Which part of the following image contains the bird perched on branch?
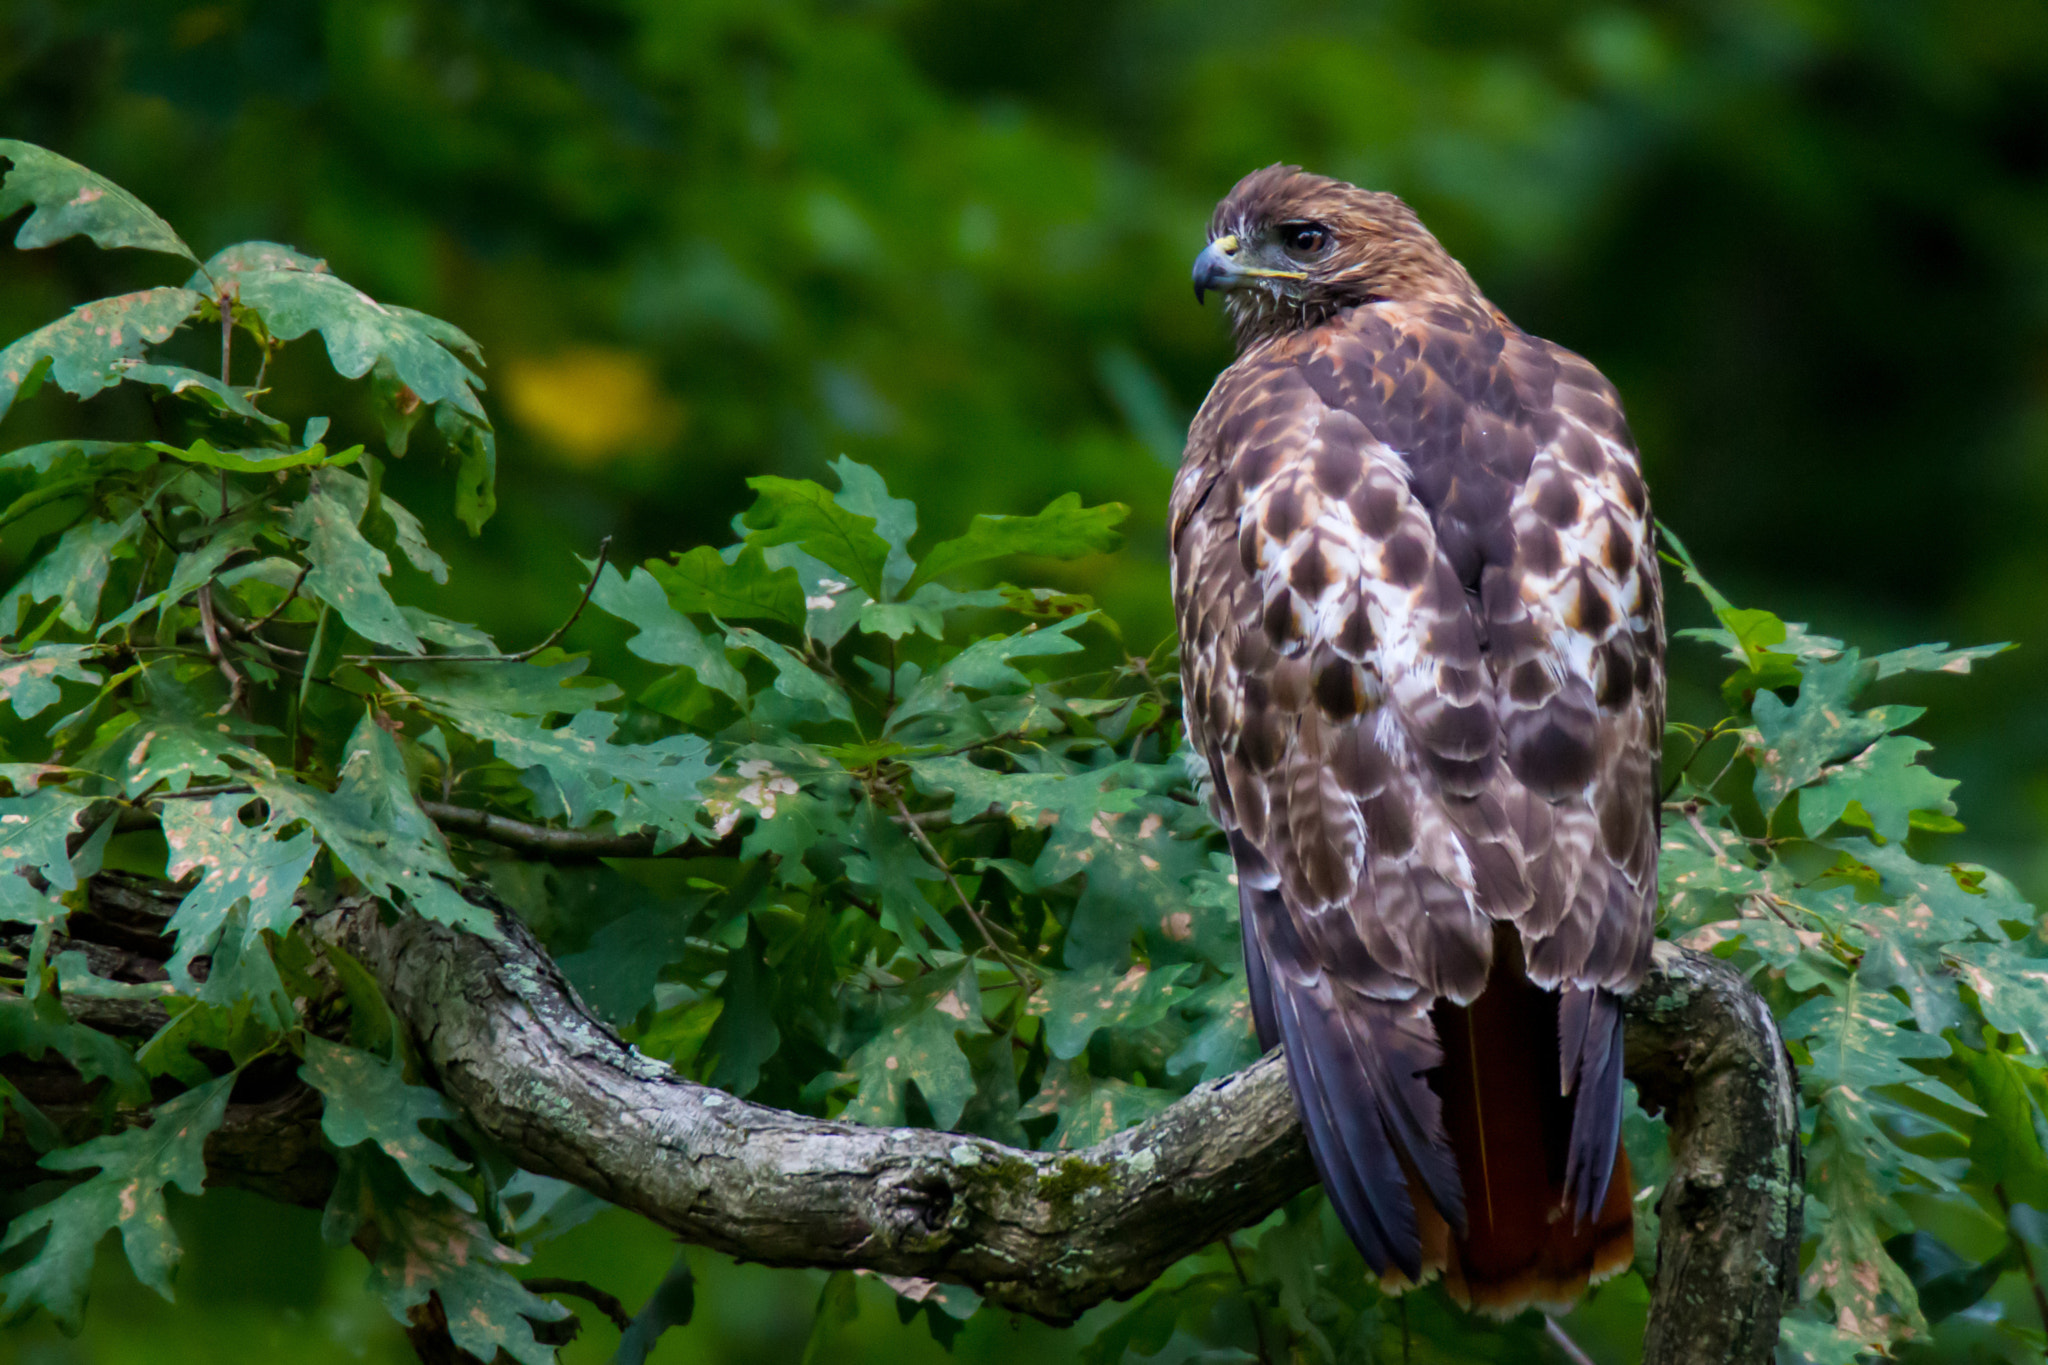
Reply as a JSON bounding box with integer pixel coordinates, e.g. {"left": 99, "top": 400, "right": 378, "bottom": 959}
{"left": 1173, "top": 165, "right": 1660, "bottom": 1316}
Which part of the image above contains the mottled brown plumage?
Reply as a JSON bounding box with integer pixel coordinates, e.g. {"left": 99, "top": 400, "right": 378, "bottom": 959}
{"left": 1175, "top": 166, "right": 1661, "bottom": 1316}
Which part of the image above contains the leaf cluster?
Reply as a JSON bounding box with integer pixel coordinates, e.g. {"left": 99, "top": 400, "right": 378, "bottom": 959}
{"left": 0, "top": 143, "right": 2044, "bottom": 1365}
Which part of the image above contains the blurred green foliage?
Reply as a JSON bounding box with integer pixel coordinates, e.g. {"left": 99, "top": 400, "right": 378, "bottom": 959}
{"left": 3, "top": 2, "right": 2048, "bottom": 1362}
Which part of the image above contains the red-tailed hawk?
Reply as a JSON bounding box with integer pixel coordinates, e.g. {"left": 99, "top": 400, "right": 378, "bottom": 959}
{"left": 1173, "top": 166, "right": 1660, "bottom": 1316}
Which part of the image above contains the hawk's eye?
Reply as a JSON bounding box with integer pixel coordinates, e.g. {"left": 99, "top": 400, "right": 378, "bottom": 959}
{"left": 1280, "top": 223, "right": 1330, "bottom": 258}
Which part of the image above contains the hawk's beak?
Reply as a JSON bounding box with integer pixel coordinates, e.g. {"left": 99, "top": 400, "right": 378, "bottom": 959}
{"left": 1192, "top": 235, "right": 1240, "bottom": 304}
{"left": 1192, "top": 233, "right": 1307, "bottom": 304}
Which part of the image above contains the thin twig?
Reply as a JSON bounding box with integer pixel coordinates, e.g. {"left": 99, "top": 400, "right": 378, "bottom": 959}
{"left": 246, "top": 562, "right": 313, "bottom": 632}
{"left": 196, "top": 585, "right": 248, "bottom": 715}
{"left": 522, "top": 1277, "right": 633, "bottom": 1332}
{"left": 1544, "top": 1317, "right": 1597, "bottom": 1365}
{"left": 888, "top": 790, "right": 1035, "bottom": 998}
{"left": 1219, "top": 1237, "right": 1276, "bottom": 1365}
{"left": 343, "top": 536, "right": 612, "bottom": 665}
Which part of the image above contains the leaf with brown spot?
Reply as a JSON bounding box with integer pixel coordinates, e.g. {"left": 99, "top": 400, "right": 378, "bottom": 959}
{"left": 842, "top": 960, "right": 988, "bottom": 1130}
{"left": 300, "top": 1035, "right": 474, "bottom": 1210}
{"left": 0, "top": 1074, "right": 233, "bottom": 1329}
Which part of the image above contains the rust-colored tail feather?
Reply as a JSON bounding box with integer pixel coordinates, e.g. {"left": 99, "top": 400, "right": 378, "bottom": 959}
{"left": 1395, "top": 929, "right": 1635, "bottom": 1318}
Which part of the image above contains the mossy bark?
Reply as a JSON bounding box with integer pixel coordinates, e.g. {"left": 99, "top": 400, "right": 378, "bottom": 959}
{"left": 4, "top": 875, "right": 1800, "bottom": 1359}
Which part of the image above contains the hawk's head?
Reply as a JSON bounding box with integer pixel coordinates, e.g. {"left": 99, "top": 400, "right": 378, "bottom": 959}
{"left": 1193, "top": 165, "right": 1480, "bottom": 347}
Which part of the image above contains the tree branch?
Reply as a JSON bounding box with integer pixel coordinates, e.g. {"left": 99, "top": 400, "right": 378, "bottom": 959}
{"left": 6, "top": 878, "right": 1799, "bottom": 1359}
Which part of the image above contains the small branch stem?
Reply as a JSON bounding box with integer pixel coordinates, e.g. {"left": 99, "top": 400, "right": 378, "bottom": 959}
{"left": 1545, "top": 1318, "right": 1597, "bottom": 1365}
{"left": 196, "top": 584, "right": 248, "bottom": 714}
{"left": 1220, "top": 1237, "right": 1275, "bottom": 1365}
{"left": 522, "top": 1277, "right": 632, "bottom": 1332}
{"left": 344, "top": 537, "right": 611, "bottom": 665}
{"left": 888, "top": 790, "right": 1034, "bottom": 998}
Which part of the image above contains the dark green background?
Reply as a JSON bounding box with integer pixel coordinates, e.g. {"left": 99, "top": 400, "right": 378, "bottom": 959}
{"left": 3, "top": 1, "right": 2043, "bottom": 1360}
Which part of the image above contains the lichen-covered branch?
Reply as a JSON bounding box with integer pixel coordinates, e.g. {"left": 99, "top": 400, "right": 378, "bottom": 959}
{"left": 4, "top": 878, "right": 1799, "bottom": 1358}
{"left": 1625, "top": 941, "right": 1804, "bottom": 1365}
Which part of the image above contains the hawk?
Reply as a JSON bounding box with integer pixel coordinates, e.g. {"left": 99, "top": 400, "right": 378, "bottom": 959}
{"left": 1173, "top": 166, "right": 1660, "bottom": 1316}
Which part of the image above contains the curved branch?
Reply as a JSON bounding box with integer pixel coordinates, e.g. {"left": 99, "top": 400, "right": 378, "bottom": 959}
{"left": 10, "top": 878, "right": 1799, "bottom": 1358}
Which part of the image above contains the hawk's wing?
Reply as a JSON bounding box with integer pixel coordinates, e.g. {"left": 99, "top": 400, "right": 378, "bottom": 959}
{"left": 1171, "top": 300, "right": 1661, "bottom": 1308}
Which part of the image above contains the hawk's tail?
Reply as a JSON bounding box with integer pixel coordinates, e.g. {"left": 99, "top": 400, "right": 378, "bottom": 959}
{"left": 1402, "top": 928, "right": 1636, "bottom": 1317}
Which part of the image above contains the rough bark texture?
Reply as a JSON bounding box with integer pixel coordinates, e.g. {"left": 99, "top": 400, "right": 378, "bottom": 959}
{"left": 1624, "top": 941, "right": 1805, "bottom": 1365}
{"left": 2, "top": 877, "right": 1801, "bottom": 1360}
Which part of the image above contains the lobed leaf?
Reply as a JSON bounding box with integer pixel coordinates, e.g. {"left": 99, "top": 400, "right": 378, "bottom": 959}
{"left": 741, "top": 471, "right": 895, "bottom": 601}
{"left": 842, "top": 960, "right": 988, "bottom": 1130}
{"left": 648, "top": 543, "right": 806, "bottom": 627}
{"left": 906, "top": 492, "right": 1127, "bottom": 593}
{"left": 300, "top": 1035, "right": 475, "bottom": 1209}
{"left": 0, "top": 288, "right": 205, "bottom": 426}
{"left": 0, "top": 140, "right": 196, "bottom": 261}
{"left": 0, "top": 645, "right": 101, "bottom": 720}
{"left": 0, "top": 1075, "right": 233, "bottom": 1329}
{"left": 159, "top": 793, "right": 318, "bottom": 993}
{"left": 287, "top": 472, "right": 421, "bottom": 653}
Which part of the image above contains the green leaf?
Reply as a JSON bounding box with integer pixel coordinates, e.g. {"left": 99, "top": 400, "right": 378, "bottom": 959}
{"left": 0, "top": 1074, "right": 233, "bottom": 1328}
{"left": 391, "top": 654, "right": 615, "bottom": 720}
{"left": 0, "top": 646, "right": 101, "bottom": 720}
{"left": 826, "top": 456, "right": 918, "bottom": 596}
{"left": 1750, "top": 652, "right": 1918, "bottom": 816}
{"left": 1837, "top": 839, "right": 2029, "bottom": 948}
{"left": 0, "top": 508, "right": 144, "bottom": 635}
{"left": 147, "top": 436, "right": 353, "bottom": 474}
{"left": 0, "top": 140, "right": 197, "bottom": 261}
{"left": 906, "top": 492, "right": 1128, "bottom": 593}
{"left": 1804, "top": 1124, "right": 1929, "bottom": 1346}
{"left": 1786, "top": 975, "right": 1966, "bottom": 1114}
{"left": 257, "top": 715, "right": 491, "bottom": 935}
{"left": 724, "top": 626, "right": 855, "bottom": 724}
{"left": 0, "top": 786, "right": 95, "bottom": 891}
{"left": 1948, "top": 944, "right": 2048, "bottom": 1054}
{"left": 0, "top": 991, "right": 150, "bottom": 1102}
{"left": 800, "top": 1271, "right": 860, "bottom": 1365}
{"left": 1167, "top": 979, "right": 1262, "bottom": 1082}
{"left": 0, "top": 438, "right": 157, "bottom": 478}
{"left": 1018, "top": 1054, "right": 1174, "bottom": 1149}
{"left": 225, "top": 261, "right": 487, "bottom": 420}
{"left": 741, "top": 473, "right": 895, "bottom": 600}
{"left": 122, "top": 363, "right": 289, "bottom": 437}
{"left": 841, "top": 800, "right": 957, "bottom": 953}
{"left": 1868, "top": 641, "right": 2011, "bottom": 680}
{"left": 613, "top": 1251, "right": 696, "bottom": 1365}
{"left": 648, "top": 543, "right": 806, "bottom": 627}
{"left": 438, "top": 404, "right": 497, "bottom": 535}
{"left": 888, "top": 617, "right": 1089, "bottom": 736}
{"left": 588, "top": 563, "right": 747, "bottom": 699}
{"left": 286, "top": 472, "right": 421, "bottom": 653}
{"left": 0, "top": 287, "right": 205, "bottom": 425}
{"left": 1030, "top": 961, "right": 1192, "bottom": 1060}
{"left": 406, "top": 684, "right": 715, "bottom": 850}
{"left": 1798, "top": 735, "right": 1959, "bottom": 840}
{"left": 842, "top": 960, "right": 988, "bottom": 1130}
{"left": 559, "top": 897, "right": 706, "bottom": 1025}
{"left": 704, "top": 918, "right": 780, "bottom": 1095}
{"left": 1958, "top": 1039, "right": 2048, "bottom": 1211}
{"left": 159, "top": 793, "right": 318, "bottom": 993}
{"left": 299, "top": 1034, "right": 474, "bottom": 1209}
{"left": 341, "top": 1170, "right": 566, "bottom": 1365}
